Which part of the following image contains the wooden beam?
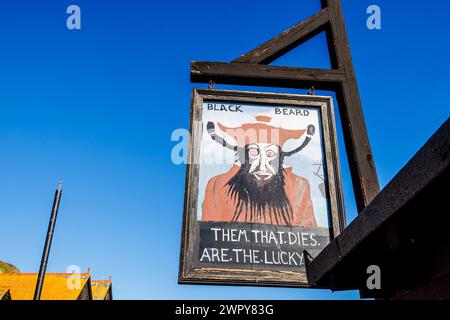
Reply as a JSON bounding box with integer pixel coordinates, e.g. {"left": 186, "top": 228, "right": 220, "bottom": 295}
{"left": 233, "top": 8, "right": 330, "bottom": 65}
{"left": 326, "top": 0, "right": 380, "bottom": 211}
{"left": 191, "top": 61, "right": 345, "bottom": 91}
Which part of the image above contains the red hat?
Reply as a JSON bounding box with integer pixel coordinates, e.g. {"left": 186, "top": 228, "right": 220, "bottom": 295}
{"left": 217, "top": 114, "right": 306, "bottom": 147}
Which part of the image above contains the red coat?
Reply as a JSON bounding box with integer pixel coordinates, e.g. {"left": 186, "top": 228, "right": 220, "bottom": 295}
{"left": 202, "top": 164, "right": 317, "bottom": 227}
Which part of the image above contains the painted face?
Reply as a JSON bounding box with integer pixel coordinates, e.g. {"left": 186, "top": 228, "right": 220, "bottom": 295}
{"left": 246, "top": 143, "right": 280, "bottom": 184}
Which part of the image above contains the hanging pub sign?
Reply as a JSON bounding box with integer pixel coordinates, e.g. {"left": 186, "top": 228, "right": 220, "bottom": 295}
{"left": 179, "top": 89, "right": 345, "bottom": 287}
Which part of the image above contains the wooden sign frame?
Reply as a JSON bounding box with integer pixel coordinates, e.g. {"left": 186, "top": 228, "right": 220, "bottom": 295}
{"left": 189, "top": 0, "right": 380, "bottom": 214}
{"left": 179, "top": 89, "right": 345, "bottom": 287}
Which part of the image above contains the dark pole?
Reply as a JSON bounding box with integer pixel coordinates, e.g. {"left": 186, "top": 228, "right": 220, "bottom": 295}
{"left": 33, "top": 180, "right": 63, "bottom": 300}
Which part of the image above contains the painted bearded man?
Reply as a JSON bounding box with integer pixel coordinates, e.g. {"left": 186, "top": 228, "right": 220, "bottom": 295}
{"left": 202, "top": 114, "right": 317, "bottom": 228}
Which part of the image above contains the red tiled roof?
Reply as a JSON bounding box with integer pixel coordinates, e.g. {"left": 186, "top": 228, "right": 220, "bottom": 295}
{"left": 0, "top": 273, "right": 90, "bottom": 300}
{"left": 91, "top": 280, "right": 112, "bottom": 300}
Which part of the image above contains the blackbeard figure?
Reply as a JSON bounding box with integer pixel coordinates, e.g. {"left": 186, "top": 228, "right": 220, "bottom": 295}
{"left": 202, "top": 114, "right": 317, "bottom": 228}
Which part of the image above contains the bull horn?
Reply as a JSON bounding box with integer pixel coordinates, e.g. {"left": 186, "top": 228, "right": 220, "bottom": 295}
{"left": 207, "top": 121, "right": 238, "bottom": 151}
{"left": 282, "top": 125, "right": 315, "bottom": 157}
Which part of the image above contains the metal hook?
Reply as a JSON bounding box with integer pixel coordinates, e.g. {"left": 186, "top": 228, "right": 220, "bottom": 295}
{"left": 307, "top": 86, "right": 316, "bottom": 95}
{"left": 208, "top": 80, "right": 216, "bottom": 90}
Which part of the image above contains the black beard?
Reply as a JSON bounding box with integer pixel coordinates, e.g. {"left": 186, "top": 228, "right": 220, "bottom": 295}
{"left": 225, "top": 153, "right": 293, "bottom": 226}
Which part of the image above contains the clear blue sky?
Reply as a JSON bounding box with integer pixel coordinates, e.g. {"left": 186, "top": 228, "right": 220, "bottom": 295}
{"left": 0, "top": 0, "right": 448, "bottom": 299}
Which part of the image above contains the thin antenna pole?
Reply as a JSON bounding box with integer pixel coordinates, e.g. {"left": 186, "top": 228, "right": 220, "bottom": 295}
{"left": 33, "top": 180, "right": 63, "bottom": 300}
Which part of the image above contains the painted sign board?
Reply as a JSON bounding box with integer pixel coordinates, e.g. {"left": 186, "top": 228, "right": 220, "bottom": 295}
{"left": 179, "top": 89, "right": 345, "bottom": 287}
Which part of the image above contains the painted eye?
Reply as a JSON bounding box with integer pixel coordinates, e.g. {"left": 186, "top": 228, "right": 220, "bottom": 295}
{"left": 249, "top": 149, "right": 259, "bottom": 157}
{"left": 266, "top": 150, "right": 276, "bottom": 157}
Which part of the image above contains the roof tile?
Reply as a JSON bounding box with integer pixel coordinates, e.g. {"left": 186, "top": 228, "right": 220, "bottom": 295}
{"left": 0, "top": 273, "right": 90, "bottom": 300}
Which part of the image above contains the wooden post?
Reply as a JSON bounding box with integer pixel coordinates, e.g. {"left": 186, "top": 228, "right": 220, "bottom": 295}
{"left": 325, "top": 0, "right": 379, "bottom": 211}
